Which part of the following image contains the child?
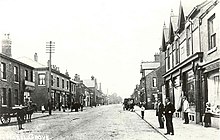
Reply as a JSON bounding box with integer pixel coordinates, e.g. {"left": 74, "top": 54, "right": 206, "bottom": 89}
{"left": 41, "top": 105, "right": 45, "bottom": 113}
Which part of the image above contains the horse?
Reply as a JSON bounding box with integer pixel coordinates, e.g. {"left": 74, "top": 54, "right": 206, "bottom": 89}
{"left": 24, "top": 104, "right": 37, "bottom": 122}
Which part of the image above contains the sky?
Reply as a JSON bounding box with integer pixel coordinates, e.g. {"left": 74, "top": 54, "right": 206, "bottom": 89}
{"left": 0, "top": 0, "right": 197, "bottom": 98}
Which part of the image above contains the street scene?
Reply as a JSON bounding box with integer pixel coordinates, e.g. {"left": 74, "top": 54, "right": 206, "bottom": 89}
{"left": 0, "top": 0, "right": 220, "bottom": 140}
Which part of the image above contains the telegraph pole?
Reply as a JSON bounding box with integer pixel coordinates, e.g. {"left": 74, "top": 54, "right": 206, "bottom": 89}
{"left": 46, "top": 41, "right": 55, "bottom": 115}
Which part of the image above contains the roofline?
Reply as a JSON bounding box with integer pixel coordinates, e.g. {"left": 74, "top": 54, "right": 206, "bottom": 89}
{"left": 0, "top": 53, "right": 34, "bottom": 69}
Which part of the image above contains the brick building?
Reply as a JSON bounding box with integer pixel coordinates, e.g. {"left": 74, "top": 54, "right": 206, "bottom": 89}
{"left": 0, "top": 34, "right": 35, "bottom": 107}
{"left": 18, "top": 54, "right": 72, "bottom": 110}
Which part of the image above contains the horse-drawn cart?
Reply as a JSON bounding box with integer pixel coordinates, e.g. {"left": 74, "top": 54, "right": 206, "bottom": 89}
{"left": 0, "top": 106, "right": 27, "bottom": 125}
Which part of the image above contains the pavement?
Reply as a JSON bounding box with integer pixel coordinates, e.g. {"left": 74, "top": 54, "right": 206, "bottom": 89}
{"left": 134, "top": 106, "right": 220, "bottom": 140}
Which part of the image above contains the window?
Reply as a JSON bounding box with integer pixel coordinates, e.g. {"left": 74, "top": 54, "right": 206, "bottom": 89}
{"left": 14, "top": 89, "right": 19, "bottom": 105}
{"left": 38, "top": 74, "right": 45, "bottom": 85}
{"left": 175, "top": 40, "right": 180, "bottom": 64}
{"left": 67, "top": 81, "right": 69, "bottom": 90}
{"left": 167, "top": 48, "right": 171, "bottom": 70}
{"left": 2, "top": 88, "right": 6, "bottom": 105}
{"left": 186, "top": 26, "right": 191, "bottom": 56}
{"left": 14, "top": 66, "right": 18, "bottom": 82}
{"left": 62, "top": 79, "right": 64, "bottom": 88}
{"left": 30, "top": 70, "right": 33, "bottom": 82}
{"left": 1, "top": 62, "right": 6, "bottom": 79}
{"left": 208, "top": 14, "right": 216, "bottom": 50}
{"left": 25, "top": 70, "right": 28, "bottom": 80}
{"left": 51, "top": 75, "right": 54, "bottom": 86}
{"left": 153, "top": 78, "right": 157, "bottom": 87}
{"left": 57, "top": 77, "right": 59, "bottom": 87}
{"left": 214, "top": 76, "right": 219, "bottom": 105}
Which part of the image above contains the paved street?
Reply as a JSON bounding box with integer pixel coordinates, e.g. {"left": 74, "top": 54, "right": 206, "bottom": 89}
{"left": 0, "top": 104, "right": 166, "bottom": 140}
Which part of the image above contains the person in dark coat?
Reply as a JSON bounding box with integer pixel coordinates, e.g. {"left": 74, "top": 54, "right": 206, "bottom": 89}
{"left": 164, "top": 98, "right": 175, "bottom": 135}
{"left": 204, "top": 102, "right": 212, "bottom": 127}
{"left": 156, "top": 99, "right": 164, "bottom": 128}
{"left": 16, "top": 107, "right": 25, "bottom": 130}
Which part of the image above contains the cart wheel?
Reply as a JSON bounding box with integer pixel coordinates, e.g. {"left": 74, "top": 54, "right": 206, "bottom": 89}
{"left": 0, "top": 114, "right": 11, "bottom": 125}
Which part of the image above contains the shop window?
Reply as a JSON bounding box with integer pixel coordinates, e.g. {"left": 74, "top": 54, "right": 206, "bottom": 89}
{"left": 38, "top": 74, "right": 46, "bottom": 85}
{"left": 208, "top": 14, "right": 216, "bottom": 50}
{"left": 214, "top": 76, "right": 220, "bottom": 105}
{"left": 186, "top": 70, "right": 195, "bottom": 106}
{"left": 14, "top": 66, "right": 19, "bottom": 82}
{"left": 1, "top": 62, "right": 6, "bottom": 79}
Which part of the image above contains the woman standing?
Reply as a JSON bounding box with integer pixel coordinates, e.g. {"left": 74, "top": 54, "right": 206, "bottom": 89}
{"left": 204, "top": 102, "right": 212, "bottom": 127}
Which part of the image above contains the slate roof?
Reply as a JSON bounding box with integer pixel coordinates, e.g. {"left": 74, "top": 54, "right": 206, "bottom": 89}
{"left": 141, "top": 61, "right": 160, "bottom": 70}
{"left": 181, "top": 0, "right": 208, "bottom": 17}
{"left": 16, "top": 56, "right": 46, "bottom": 68}
{"left": 83, "top": 79, "right": 96, "bottom": 88}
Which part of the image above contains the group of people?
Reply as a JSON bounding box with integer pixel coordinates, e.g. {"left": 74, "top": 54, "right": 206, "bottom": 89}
{"left": 155, "top": 98, "right": 175, "bottom": 135}
{"left": 153, "top": 96, "right": 214, "bottom": 136}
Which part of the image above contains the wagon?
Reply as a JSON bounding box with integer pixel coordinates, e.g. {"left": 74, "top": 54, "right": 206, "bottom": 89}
{"left": 123, "top": 98, "right": 135, "bottom": 111}
{"left": 0, "top": 106, "right": 27, "bottom": 125}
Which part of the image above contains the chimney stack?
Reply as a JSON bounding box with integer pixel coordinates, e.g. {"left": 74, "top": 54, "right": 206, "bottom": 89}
{"left": 2, "top": 33, "right": 12, "bottom": 57}
{"left": 34, "top": 53, "right": 38, "bottom": 62}
{"left": 154, "top": 53, "right": 160, "bottom": 62}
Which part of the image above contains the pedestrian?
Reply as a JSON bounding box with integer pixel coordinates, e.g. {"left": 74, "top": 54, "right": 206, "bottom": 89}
{"left": 59, "top": 102, "right": 62, "bottom": 111}
{"left": 141, "top": 105, "right": 145, "bottom": 119}
{"left": 156, "top": 99, "right": 164, "bottom": 128}
{"left": 182, "top": 96, "right": 189, "bottom": 124}
{"left": 16, "top": 107, "right": 25, "bottom": 130}
{"left": 80, "top": 103, "right": 83, "bottom": 111}
{"left": 204, "top": 102, "right": 212, "bottom": 127}
{"left": 48, "top": 100, "right": 52, "bottom": 115}
{"left": 41, "top": 105, "right": 45, "bottom": 113}
{"left": 164, "top": 97, "right": 175, "bottom": 135}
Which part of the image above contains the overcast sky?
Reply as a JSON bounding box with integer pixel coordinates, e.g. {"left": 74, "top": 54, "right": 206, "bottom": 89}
{"left": 0, "top": 0, "right": 196, "bottom": 98}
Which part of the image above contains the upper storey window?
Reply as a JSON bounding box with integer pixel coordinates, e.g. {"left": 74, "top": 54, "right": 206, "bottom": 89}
{"left": 186, "top": 26, "right": 192, "bottom": 56}
{"left": 208, "top": 14, "right": 216, "bottom": 50}
{"left": 1, "top": 62, "right": 6, "bottom": 79}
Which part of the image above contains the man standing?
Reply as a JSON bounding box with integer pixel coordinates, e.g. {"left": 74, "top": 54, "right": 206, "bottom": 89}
{"left": 164, "top": 98, "right": 175, "bottom": 135}
{"left": 156, "top": 99, "right": 164, "bottom": 128}
{"left": 141, "top": 104, "right": 145, "bottom": 119}
{"left": 16, "top": 107, "right": 25, "bottom": 130}
{"left": 182, "top": 96, "right": 189, "bottom": 124}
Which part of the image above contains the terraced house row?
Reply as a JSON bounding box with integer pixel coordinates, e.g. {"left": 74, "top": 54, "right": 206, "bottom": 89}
{"left": 0, "top": 34, "right": 106, "bottom": 111}
{"left": 133, "top": 0, "right": 220, "bottom": 128}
